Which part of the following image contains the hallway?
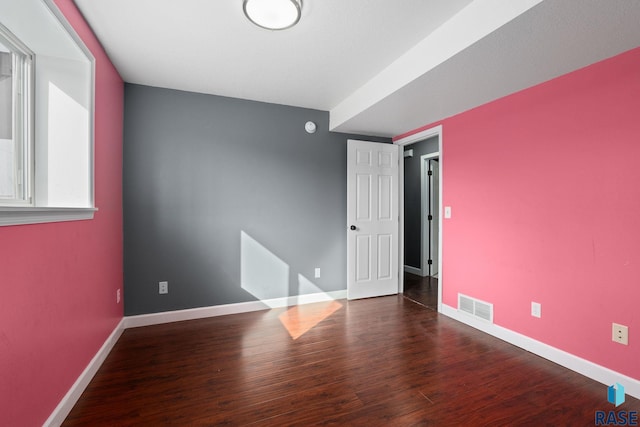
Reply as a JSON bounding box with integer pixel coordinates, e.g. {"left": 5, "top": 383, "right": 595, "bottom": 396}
{"left": 403, "top": 272, "right": 438, "bottom": 310}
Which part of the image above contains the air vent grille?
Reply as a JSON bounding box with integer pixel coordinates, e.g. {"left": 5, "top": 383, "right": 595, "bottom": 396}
{"left": 458, "top": 294, "right": 494, "bottom": 323}
{"left": 459, "top": 295, "right": 474, "bottom": 314}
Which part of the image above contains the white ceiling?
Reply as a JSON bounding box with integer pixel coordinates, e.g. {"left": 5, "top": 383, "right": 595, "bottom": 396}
{"left": 74, "top": 0, "right": 640, "bottom": 138}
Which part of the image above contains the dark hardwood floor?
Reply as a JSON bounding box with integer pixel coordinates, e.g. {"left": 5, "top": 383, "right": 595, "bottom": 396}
{"left": 64, "top": 296, "right": 639, "bottom": 426}
{"left": 403, "top": 272, "right": 438, "bottom": 309}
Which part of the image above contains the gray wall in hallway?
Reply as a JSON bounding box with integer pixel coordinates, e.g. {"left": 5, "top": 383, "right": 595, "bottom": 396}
{"left": 403, "top": 136, "right": 439, "bottom": 269}
{"left": 123, "top": 84, "right": 390, "bottom": 315}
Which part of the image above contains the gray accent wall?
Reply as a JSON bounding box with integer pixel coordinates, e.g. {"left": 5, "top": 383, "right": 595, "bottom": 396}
{"left": 403, "top": 136, "right": 439, "bottom": 269}
{"left": 123, "top": 84, "right": 389, "bottom": 315}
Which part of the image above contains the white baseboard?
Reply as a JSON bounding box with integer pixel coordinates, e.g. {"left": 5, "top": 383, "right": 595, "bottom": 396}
{"left": 404, "top": 265, "right": 423, "bottom": 276}
{"left": 441, "top": 304, "right": 640, "bottom": 399}
{"left": 124, "top": 290, "right": 347, "bottom": 329}
{"left": 44, "top": 319, "right": 125, "bottom": 427}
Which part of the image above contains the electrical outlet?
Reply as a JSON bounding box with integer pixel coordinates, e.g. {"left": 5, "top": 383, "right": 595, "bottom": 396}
{"left": 314, "top": 268, "right": 321, "bottom": 278}
{"left": 531, "top": 302, "right": 541, "bottom": 318}
{"left": 116, "top": 288, "right": 121, "bottom": 304}
{"left": 159, "top": 281, "right": 169, "bottom": 295}
{"left": 612, "top": 323, "right": 628, "bottom": 345}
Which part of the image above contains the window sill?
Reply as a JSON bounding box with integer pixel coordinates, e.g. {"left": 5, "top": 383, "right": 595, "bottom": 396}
{"left": 0, "top": 206, "right": 98, "bottom": 227}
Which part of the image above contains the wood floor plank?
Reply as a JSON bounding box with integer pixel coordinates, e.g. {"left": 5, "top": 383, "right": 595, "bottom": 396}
{"left": 63, "top": 295, "right": 639, "bottom": 426}
{"left": 404, "top": 272, "right": 438, "bottom": 309}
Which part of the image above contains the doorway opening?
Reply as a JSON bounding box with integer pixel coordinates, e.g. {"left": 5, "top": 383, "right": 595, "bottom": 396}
{"left": 397, "top": 126, "right": 442, "bottom": 311}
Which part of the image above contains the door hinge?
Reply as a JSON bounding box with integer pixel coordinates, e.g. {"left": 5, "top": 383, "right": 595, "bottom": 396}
{"left": 427, "top": 215, "right": 433, "bottom": 221}
{"left": 427, "top": 259, "right": 433, "bottom": 265}
{"left": 428, "top": 170, "right": 433, "bottom": 176}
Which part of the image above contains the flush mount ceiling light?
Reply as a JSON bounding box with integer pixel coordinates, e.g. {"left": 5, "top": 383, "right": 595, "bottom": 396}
{"left": 243, "top": 0, "right": 302, "bottom": 30}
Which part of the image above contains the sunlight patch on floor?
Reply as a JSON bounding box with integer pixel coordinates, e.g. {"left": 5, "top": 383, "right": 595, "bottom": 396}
{"left": 240, "top": 230, "right": 343, "bottom": 336}
{"left": 278, "top": 300, "right": 343, "bottom": 340}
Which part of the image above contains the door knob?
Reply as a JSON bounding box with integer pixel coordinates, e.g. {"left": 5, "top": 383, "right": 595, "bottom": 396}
{"left": 350, "top": 225, "right": 357, "bottom": 230}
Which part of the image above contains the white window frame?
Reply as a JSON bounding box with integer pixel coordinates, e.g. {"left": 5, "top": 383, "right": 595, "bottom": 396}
{"left": 0, "top": 0, "right": 97, "bottom": 227}
{"left": 0, "top": 22, "right": 34, "bottom": 207}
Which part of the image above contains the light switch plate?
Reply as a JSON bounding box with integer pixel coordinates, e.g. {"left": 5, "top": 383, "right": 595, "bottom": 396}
{"left": 531, "top": 302, "right": 541, "bottom": 318}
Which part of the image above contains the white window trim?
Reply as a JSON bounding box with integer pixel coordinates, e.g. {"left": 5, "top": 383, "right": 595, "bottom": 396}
{"left": 0, "top": 206, "right": 97, "bottom": 226}
{"left": 0, "top": 0, "right": 97, "bottom": 227}
{"left": 0, "top": 22, "right": 33, "bottom": 206}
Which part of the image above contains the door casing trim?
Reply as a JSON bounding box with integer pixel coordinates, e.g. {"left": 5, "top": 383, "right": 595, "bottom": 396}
{"left": 395, "top": 125, "right": 443, "bottom": 312}
{"left": 421, "top": 153, "right": 439, "bottom": 278}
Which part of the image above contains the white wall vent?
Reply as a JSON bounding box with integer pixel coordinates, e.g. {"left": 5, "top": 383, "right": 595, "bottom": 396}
{"left": 458, "top": 293, "right": 494, "bottom": 323}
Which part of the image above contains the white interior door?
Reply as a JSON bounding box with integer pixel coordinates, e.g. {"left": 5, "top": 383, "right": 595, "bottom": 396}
{"left": 347, "top": 140, "right": 400, "bottom": 300}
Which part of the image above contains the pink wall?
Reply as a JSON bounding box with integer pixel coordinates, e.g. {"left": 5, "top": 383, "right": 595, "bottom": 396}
{"left": 0, "top": 1, "right": 124, "bottom": 425}
{"left": 396, "top": 47, "right": 640, "bottom": 380}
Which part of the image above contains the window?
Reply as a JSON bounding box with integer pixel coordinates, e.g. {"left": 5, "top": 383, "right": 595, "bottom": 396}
{"left": 0, "top": 24, "right": 33, "bottom": 205}
{"left": 0, "top": 0, "right": 95, "bottom": 226}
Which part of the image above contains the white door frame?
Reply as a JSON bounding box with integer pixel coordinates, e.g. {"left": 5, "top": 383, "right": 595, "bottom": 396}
{"left": 421, "top": 153, "right": 439, "bottom": 277}
{"left": 395, "top": 125, "right": 443, "bottom": 312}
